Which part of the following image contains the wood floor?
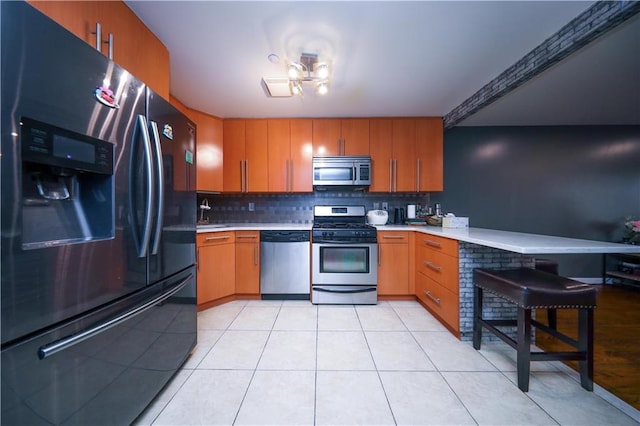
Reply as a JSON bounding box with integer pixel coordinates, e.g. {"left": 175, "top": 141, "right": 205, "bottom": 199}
{"left": 536, "top": 284, "right": 640, "bottom": 411}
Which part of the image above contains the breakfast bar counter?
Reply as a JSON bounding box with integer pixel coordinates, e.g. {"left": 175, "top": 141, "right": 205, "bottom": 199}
{"left": 374, "top": 225, "right": 640, "bottom": 255}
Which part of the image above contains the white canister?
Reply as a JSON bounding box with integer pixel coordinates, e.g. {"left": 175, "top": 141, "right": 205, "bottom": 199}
{"left": 407, "top": 205, "right": 416, "bottom": 219}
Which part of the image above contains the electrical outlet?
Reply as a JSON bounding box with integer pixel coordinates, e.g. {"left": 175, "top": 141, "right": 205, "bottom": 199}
{"left": 373, "top": 202, "right": 380, "bottom": 210}
{"left": 248, "top": 202, "right": 255, "bottom": 212}
{"left": 382, "top": 202, "right": 388, "bottom": 211}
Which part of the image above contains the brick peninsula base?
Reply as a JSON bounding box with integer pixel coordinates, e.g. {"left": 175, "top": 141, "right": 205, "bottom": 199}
{"left": 458, "top": 242, "right": 535, "bottom": 341}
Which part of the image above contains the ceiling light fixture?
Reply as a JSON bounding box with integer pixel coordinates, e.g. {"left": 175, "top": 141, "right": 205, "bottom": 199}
{"left": 263, "top": 52, "right": 330, "bottom": 98}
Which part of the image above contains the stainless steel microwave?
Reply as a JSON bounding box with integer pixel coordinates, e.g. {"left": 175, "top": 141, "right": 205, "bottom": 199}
{"left": 312, "top": 156, "right": 371, "bottom": 191}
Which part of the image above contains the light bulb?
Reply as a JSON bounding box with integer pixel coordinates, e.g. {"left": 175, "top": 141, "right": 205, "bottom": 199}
{"left": 315, "top": 63, "right": 329, "bottom": 79}
{"left": 288, "top": 63, "right": 302, "bottom": 80}
{"left": 316, "top": 81, "right": 328, "bottom": 95}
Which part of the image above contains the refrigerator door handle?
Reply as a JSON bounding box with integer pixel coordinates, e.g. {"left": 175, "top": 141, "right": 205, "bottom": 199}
{"left": 129, "top": 114, "right": 155, "bottom": 258}
{"left": 148, "top": 120, "right": 165, "bottom": 255}
{"left": 38, "top": 273, "right": 193, "bottom": 360}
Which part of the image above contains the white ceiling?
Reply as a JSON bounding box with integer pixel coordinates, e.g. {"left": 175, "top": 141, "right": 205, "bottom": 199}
{"left": 125, "top": 1, "right": 640, "bottom": 127}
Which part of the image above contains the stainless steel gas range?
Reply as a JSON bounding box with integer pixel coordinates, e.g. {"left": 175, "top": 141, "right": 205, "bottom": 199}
{"left": 311, "top": 206, "right": 378, "bottom": 304}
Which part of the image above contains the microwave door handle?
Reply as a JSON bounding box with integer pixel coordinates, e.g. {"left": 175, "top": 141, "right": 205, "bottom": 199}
{"left": 148, "top": 120, "right": 164, "bottom": 255}
{"left": 353, "top": 164, "right": 356, "bottom": 184}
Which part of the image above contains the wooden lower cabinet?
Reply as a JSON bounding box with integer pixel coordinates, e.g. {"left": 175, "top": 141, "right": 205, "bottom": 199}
{"left": 196, "top": 232, "right": 235, "bottom": 306}
{"left": 235, "top": 231, "right": 260, "bottom": 295}
{"left": 416, "top": 272, "right": 459, "bottom": 332}
{"left": 415, "top": 233, "right": 460, "bottom": 334}
{"left": 378, "top": 231, "right": 410, "bottom": 295}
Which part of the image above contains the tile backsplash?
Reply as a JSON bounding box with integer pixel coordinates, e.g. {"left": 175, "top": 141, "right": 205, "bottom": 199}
{"left": 197, "top": 192, "right": 434, "bottom": 224}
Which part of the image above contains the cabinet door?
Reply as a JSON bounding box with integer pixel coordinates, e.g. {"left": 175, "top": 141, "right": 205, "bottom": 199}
{"left": 223, "top": 119, "right": 246, "bottom": 192}
{"left": 29, "top": 1, "right": 170, "bottom": 99}
{"left": 245, "top": 120, "right": 269, "bottom": 192}
{"left": 392, "top": 119, "right": 416, "bottom": 192}
{"left": 192, "top": 110, "right": 223, "bottom": 192}
{"left": 415, "top": 118, "right": 444, "bottom": 192}
{"left": 235, "top": 232, "right": 260, "bottom": 295}
{"left": 197, "top": 242, "right": 235, "bottom": 304}
{"left": 341, "top": 119, "right": 369, "bottom": 155}
{"left": 289, "top": 119, "right": 313, "bottom": 192}
{"left": 28, "top": 1, "right": 99, "bottom": 47}
{"left": 312, "top": 119, "right": 341, "bottom": 156}
{"left": 378, "top": 232, "right": 410, "bottom": 295}
{"left": 369, "top": 119, "right": 393, "bottom": 192}
{"left": 267, "top": 119, "right": 291, "bottom": 192}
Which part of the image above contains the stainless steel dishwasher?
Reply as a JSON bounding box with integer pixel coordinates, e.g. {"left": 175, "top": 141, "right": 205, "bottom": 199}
{"left": 260, "top": 230, "right": 311, "bottom": 300}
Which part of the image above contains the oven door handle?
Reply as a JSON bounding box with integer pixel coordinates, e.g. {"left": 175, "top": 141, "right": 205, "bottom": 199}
{"left": 313, "top": 287, "right": 377, "bottom": 294}
{"left": 312, "top": 239, "right": 377, "bottom": 244}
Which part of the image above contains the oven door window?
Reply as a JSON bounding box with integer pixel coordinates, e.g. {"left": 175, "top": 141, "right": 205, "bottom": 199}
{"left": 320, "top": 246, "right": 369, "bottom": 274}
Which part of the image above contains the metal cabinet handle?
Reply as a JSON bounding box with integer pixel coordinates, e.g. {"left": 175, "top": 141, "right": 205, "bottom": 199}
{"left": 383, "top": 235, "right": 405, "bottom": 240}
{"left": 416, "top": 158, "right": 421, "bottom": 192}
{"left": 254, "top": 245, "right": 258, "bottom": 265}
{"left": 423, "top": 239, "right": 442, "bottom": 248}
{"left": 197, "top": 248, "right": 200, "bottom": 271}
{"left": 378, "top": 244, "right": 381, "bottom": 266}
{"left": 389, "top": 159, "right": 393, "bottom": 192}
{"left": 240, "top": 160, "right": 245, "bottom": 193}
{"left": 237, "top": 235, "right": 258, "bottom": 239}
{"left": 91, "top": 22, "right": 102, "bottom": 52}
{"left": 104, "top": 33, "right": 113, "bottom": 60}
{"left": 394, "top": 159, "right": 398, "bottom": 192}
{"left": 245, "top": 159, "right": 249, "bottom": 192}
{"left": 204, "top": 235, "right": 230, "bottom": 241}
{"left": 424, "top": 290, "right": 441, "bottom": 305}
{"left": 286, "top": 159, "right": 290, "bottom": 192}
{"left": 424, "top": 261, "right": 441, "bottom": 272}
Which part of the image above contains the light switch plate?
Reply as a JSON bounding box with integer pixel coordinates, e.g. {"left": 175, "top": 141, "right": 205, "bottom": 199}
{"left": 248, "top": 202, "right": 255, "bottom": 211}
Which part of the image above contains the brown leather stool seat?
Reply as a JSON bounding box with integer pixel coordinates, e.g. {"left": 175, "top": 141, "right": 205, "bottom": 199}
{"left": 473, "top": 267, "right": 598, "bottom": 392}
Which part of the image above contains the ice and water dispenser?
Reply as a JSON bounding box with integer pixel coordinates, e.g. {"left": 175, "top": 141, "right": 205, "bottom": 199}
{"left": 20, "top": 118, "right": 114, "bottom": 249}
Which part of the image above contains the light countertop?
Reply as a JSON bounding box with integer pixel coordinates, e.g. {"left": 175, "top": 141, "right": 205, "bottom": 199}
{"left": 375, "top": 225, "right": 640, "bottom": 255}
{"left": 197, "top": 223, "right": 640, "bottom": 255}
{"left": 197, "top": 223, "right": 312, "bottom": 233}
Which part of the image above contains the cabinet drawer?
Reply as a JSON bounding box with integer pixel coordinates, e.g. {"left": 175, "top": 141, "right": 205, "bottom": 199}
{"left": 416, "top": 234, "right": 458, "bottom": 257}
{"left": 416, "top": 272, "right": 459, "bottom": 332}
{"left": 235, "top": 230, "right": 260, "bottom": 242}
{"left": 417, "top": 247, "right": 459, "bottom": 294}
{"left": 197, "top": 231, "right": 235, "bottom": 246}
{"left": 378, "top": 231, "right": 409, "bottom": 244}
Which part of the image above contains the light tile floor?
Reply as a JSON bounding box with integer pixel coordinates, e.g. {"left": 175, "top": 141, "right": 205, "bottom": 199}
{"left": 136, "top": 300, "right": 639, "bottom": 425}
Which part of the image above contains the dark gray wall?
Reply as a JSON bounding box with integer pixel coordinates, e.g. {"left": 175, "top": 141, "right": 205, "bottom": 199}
{"left": 431, "top": 125, "right": 640, "bottom": 278}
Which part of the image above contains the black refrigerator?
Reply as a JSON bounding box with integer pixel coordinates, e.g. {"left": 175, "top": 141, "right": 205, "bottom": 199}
{"left": 1, "top": 2, "right": 197, "bottom": 424}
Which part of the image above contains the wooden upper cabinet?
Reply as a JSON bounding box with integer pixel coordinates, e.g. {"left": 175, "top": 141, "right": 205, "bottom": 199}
{"left": 312, "top": 119, "right": 369, "bottom": 156}
{"left": 392, "top": 119, "right": 417, "bottom": 192}
{"left": 223, "top": 119, "right": 268, "bottom": 193}
{"left": 289, "top": 119, "right": 313, "bottom": 192}
{"left": 223, "top": 120, "right": 246, "bottom": 192}
{"left": 340, "top": 119, "right": 370, "bottom": 155}
{"left": 312, "top": 119, "right": 342, "bottom": 156}
{"left": 170, "top": 96, "right": 224, "bottom": 193}
{"left": 245, "top": 120, "right": 269, "bottom": 193}
{"left": 267, "top": 119, "right": 291, "bottom": 192}
{"left": 28, "top": 1, "right": 170, "bottom": 98}
{"left": 193, "top": 111, "right": 223, "bottom": 192}
{"left": 369, "top": 119, "right": 393, "bottom": 192}
{"left": 415, "top": 117, "right": 444, "bottom": 192}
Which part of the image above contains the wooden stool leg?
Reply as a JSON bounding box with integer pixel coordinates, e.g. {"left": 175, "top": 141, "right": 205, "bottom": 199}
{"left": 473, "top": 286, "right": 483, "bottom": 350}
{"left": 578, "top": 308, "right": 594, "bottom": 391}
{"left": 517, "top": 307, "right": 532, "bottom": 392}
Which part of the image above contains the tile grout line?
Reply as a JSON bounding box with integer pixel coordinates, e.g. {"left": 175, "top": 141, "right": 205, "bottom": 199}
{"left": 230, "top": 302, "right": 279, "bottom": 425}
{"left": 356, "top": 305, "right": 399, "bottom": 425}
